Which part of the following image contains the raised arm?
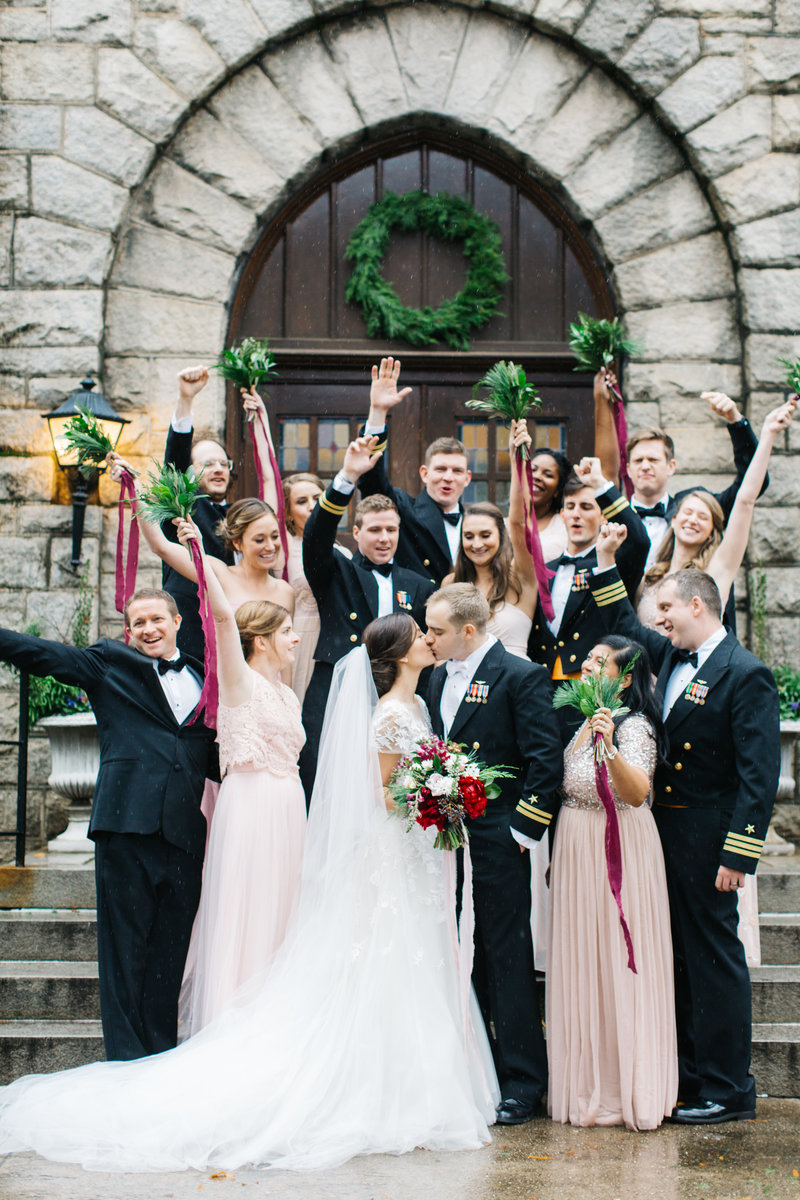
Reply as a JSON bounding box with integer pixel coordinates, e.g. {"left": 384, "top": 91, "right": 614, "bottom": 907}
{"left": 165, "top": 366, "right": 209, "bottom": 471}
{"left": 708, "top": 399, "right": 796, "bottom": 606}
{"left": 367, "top": 356, "right": 412, "bottom": 429}
{"left": 240, "top": 386, "right": 280, "bottom": 513}
{"left": 174, "top": 518, "right": 251, "bottom": 705}
{"left": 303, "top": 435, "right": 382, "bottom": 598}
{"left": 593, "top": 368, "right": 621, "bottom": 487}
{"left": 702, "top": 391, "right": 765, "bottom": 519}
{"left": 507, "top": 419, "right": 539, "bottom": 612}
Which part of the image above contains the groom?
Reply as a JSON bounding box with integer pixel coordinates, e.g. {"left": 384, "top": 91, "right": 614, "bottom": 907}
{"left": 425, "top": 584, "right": 563, "bottom": 1124}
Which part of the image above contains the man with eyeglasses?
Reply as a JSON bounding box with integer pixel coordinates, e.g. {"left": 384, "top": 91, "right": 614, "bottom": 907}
{"left": 163, "top": 365, "right": 235, "bottom": 658}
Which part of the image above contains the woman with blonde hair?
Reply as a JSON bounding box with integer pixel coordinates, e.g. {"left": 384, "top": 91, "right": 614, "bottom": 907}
{"left": 174, "top": 516, "right": 306, "bottom": 1037}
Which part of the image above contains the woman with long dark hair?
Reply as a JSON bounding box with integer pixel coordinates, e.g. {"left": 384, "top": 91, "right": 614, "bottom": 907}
{"left": 546, "top": 635, "right": 678, "bottom": 1131}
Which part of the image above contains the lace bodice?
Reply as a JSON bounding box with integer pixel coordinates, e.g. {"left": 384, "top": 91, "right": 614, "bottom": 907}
{"left": 372, "top": 696, "right": 432, "bottom": 755}
{"left": 217, "top": 669, "right": 305, "bottom": 778}
{"left": 562, "top": 713, "right": 657, "bottom": 811}
{"left": 488, "top": 603, "right": 532, "bottom": 659}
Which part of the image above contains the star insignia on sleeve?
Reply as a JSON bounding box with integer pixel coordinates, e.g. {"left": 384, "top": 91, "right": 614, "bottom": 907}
{"left": 745, "top": 824, "right": 755, "bottom": 834}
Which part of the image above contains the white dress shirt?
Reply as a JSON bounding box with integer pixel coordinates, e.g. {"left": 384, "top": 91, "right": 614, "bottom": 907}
{"left": 442, "top": 510, "right": 462, "bottom": 562}
{"left": 372, "top": 568, "right": 394, "bottom": 617}
{"left": 154, "top": 652, "right": 202, "bottom": 723}
{"left": 171, "top": 413, "right": 193, "bottom": 434}
{"left": 439, "top": 634, "right": 496, "bottom": 738}
{"left": 632, "top": 491, "right": 671, "bottom": 570}
{"left": 662, "top": 626, "right": 727, "bottom": 720}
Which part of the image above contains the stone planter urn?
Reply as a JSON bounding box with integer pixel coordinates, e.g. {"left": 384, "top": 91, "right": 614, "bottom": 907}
{"left": 38, "top": 712, "right": 99, "bottom": 855}
{"left": 765, "top": 718, "right": 800, "bottom": 857}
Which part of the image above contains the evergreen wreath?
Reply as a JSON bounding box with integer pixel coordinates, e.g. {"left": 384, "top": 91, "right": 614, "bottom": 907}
{"left": 345, "top": 190, "right": 508, "bottom": 351}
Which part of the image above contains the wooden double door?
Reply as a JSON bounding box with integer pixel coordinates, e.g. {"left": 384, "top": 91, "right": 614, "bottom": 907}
{"left": 226, "top": 131, "right": 614, "bottom": 506}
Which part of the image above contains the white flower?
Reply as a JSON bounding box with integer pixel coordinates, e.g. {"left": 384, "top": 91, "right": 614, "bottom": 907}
{"left": 400, "top": 774, "right": 415, "bottom": 790}
{"left": 427, "top": 772, "right": 449, "bottom": 796}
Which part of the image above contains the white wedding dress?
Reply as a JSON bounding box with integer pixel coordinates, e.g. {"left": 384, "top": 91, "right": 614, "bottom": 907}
{"left": 0, "top": 648, "right": 497, "bottom": 1173}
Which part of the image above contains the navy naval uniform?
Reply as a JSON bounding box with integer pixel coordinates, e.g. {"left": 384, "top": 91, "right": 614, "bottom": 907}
{"left": 298, "top": 481, "right": 434, "bottom": 800}
{"left": 587, "top": 565, "right": 780, "bottom": 1111}
{"left": 428, "top": 638, "right": 563, "bottom": 1105}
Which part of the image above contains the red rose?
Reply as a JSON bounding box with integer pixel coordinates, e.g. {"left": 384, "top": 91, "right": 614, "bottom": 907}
{"left": 417, "top": 787, "right": 446, "bottom": 832}
{"left": 459, "top": 776, "right": 487, "bottom": 820}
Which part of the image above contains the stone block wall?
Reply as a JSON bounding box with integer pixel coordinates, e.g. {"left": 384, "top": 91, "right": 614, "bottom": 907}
{"left": 1, "top": 0, "right": 799, "bottom": 848}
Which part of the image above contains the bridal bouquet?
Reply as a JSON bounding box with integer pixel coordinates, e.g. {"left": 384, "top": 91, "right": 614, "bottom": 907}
{"left": 388, "top": 736, "right": 512, "bottom": 851}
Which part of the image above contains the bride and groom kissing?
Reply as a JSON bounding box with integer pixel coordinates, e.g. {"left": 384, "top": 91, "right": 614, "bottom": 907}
{"left": 0, "top": 581, "right": 562, "bottom": 1171}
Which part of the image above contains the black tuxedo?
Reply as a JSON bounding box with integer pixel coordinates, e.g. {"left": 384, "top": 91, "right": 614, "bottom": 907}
{"left": 527, "top": 485, "right": 649, "bottom": 679}
{"left": 356, "top": 431, "right": 458, "bottom": 585}
{"left": 586, "top": 567, "right": 780, "bottom": 1108}
{"left": 0, "top": 629, "right": 216, "bottom": 1061}
{"left": 298, "top": 482, "right": 435, "bottom": 798}
{"left": 428, "top": 641, "right": 563, "bottom": 1103}
{"left": 163, "top": 425, "right": 233, "bottom": 659}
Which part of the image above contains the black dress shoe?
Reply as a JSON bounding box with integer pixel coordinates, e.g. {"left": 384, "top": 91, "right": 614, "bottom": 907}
{"left": 494, "top": 1097, "right": 542, "bottom": 1125}
{"left": 669, "top": 1099, "right": 756, "bottom": 1124}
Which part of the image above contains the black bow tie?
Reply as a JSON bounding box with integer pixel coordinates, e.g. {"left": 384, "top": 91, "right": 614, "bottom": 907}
{"left": 675, "top": 649, "right": 698, "bottom": 668}
{"left": 556, "top": 553, "right": 590, "bottom": 569}
{"left": 371, "top": 562, "right": 394, "bottom": 578}
{"left": 634, "top": 502, "right": 667, "bottom": 519}
{"left": 157, "top": 656, "right": 190, "bottom": 675}
{"left": 442, "top": 511, "right": 461, "bottom": 527}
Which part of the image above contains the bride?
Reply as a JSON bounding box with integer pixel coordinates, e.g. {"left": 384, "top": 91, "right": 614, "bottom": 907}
{"left": 0, "top": 616, "right": 498, "bottom": 1173}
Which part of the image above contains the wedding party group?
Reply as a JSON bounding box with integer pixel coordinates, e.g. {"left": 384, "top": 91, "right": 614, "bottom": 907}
{"left": 0, "top": 354, "right": 792, "bottom": 1175}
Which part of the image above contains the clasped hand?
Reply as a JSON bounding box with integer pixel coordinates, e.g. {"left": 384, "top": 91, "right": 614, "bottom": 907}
{"left": 589, "top": 706, "right": 615, "bottom": 751}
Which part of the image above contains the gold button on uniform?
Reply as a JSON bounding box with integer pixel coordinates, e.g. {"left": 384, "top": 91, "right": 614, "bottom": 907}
{"left": 349, "top": 634, "right": 357, "bottom": 642}
{"left": 569, "top": 655, "right": 577, "bottom": 663}
{"left": 573, "top": 632, "right": 580, "bottom": 641}
{"left": 423, "top": 559, "right": 430, "bottom": 567}
{"left": 675, "top": 763, "right": 683, "bottom": 771}
{"left": 665, "top": 786, "right": 672, "bottom": 794}
{"left": 349, "top": 612, "right": 357, "bottom": 620}
{"left": 558, "top": 640, "right": 565, "bottom": 648}
{"left": 472, "top": 741, "right": 480, "bottom": 750}
{"left": 683, "top": 742, "right": 691, "bottom": 750}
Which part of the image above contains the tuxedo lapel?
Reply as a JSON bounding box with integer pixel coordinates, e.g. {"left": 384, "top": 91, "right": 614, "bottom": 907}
{"left": 448, "top": 643, "right": 505, "bottom": 743}
{"left": 137, "top": 655, "right": 183, "bottom": 726}
{"left": 414, "top": 492, "right": 452, "bottom": 562}
{"left": 428, "top": 664, "right": 446, "bottom": 736}
{"left": 351, "top": 551, "right": 380, "bottom": 617}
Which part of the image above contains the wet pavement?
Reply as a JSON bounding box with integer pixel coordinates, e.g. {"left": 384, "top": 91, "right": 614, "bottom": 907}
{"left": 1, "top": 1099, "right": 798, "bottom": 1200}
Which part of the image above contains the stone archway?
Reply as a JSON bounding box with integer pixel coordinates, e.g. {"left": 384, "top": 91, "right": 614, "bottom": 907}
{"left": 105, "top": 4, "right": 740, "bottom": 485}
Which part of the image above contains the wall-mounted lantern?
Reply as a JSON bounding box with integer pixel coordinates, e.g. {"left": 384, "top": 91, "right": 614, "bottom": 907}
{"left": 43, "top": 376, "right": 129, "bottom": 568}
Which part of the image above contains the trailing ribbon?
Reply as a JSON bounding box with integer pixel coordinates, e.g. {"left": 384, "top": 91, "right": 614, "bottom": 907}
{"left": 516, "top": 455, "right": 556, "bottom": 623}
{"left": 115, "top": 470, "right": 140, "bottom": 640}
{"left": 605, "top": 371, "right": 633, "bottom": 500}
{"left": 593, "top": 731, "right": 637, "bottom": 972}
{"left": 187, "top": 539, "right": 218, "bottom": 729}
{"left": 249, "top": 409, "right": 289, "bottom": 583}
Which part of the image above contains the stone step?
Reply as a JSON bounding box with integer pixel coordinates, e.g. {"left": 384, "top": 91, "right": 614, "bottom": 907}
{"left": 0, "top": 1020, "right": 104, "bottom": 1085}
{"left": 752, "top": 1023, "right": 800, "bottom": 1099}
{"left": 0, "top": 961, "right": 99, "bottom": 1021}
{"left": 751, "top": 965, "right": 800, "bottom": 1024}
{"left": 0, "top": 910, "right": 97, "bottom": 961}
{"left": 758, "top": 914, "right": 800, "bottom": 964}
{"left": 0, "top": 866, "right": 95, "bottom": 910}
{"left": 757, "top": 860, "right": 800, "bottom": 913}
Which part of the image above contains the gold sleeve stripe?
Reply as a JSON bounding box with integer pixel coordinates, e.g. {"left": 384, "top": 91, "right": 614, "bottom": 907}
{"left": 593, "top": 581, "right": 628, "bottom": 606}
{"left": 724, "top": 833, "right": 764, "bottom": 850}
{"left": 373, "top": 437, "right": 387, "bottom": 453}
{"left": 516, "top": 800, "right": 552, "bottom": 825}
{"left": 722, "top": 840, "right": 761, "bottom": 859}
{"left": 319, "top": 495, "right": 348, "bottom": 516}
{"left": 601, "top": 496, "right": 629, "bottom": 518}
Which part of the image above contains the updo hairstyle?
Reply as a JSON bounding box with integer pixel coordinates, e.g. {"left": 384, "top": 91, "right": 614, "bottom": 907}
{"left": 235, "top": 600, "right": 290, "bottom": 661}
{"left": 362, "top": 612, "right": 417, "bottom": 698}
{"left": 217, "top": 498, "right": 277, "bottom": 551}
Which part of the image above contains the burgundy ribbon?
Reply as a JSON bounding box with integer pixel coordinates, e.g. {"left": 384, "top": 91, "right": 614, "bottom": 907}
{"left": 187, "top": 539, "right": 219, "bottom": 729}
{"left": 606, "top": 372, "right": 633, "bottom": 500}
{"left": 516, "top": 454, "right": 556, "bottom": 623}
{"left": 593, "top": 731, "right": 637, "bottom": 973}
{"left": 115, "top": 471, "right": 140, "bottom": 640}
{"left": 249, "top": 409, "right": 289, "bottom": 583}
